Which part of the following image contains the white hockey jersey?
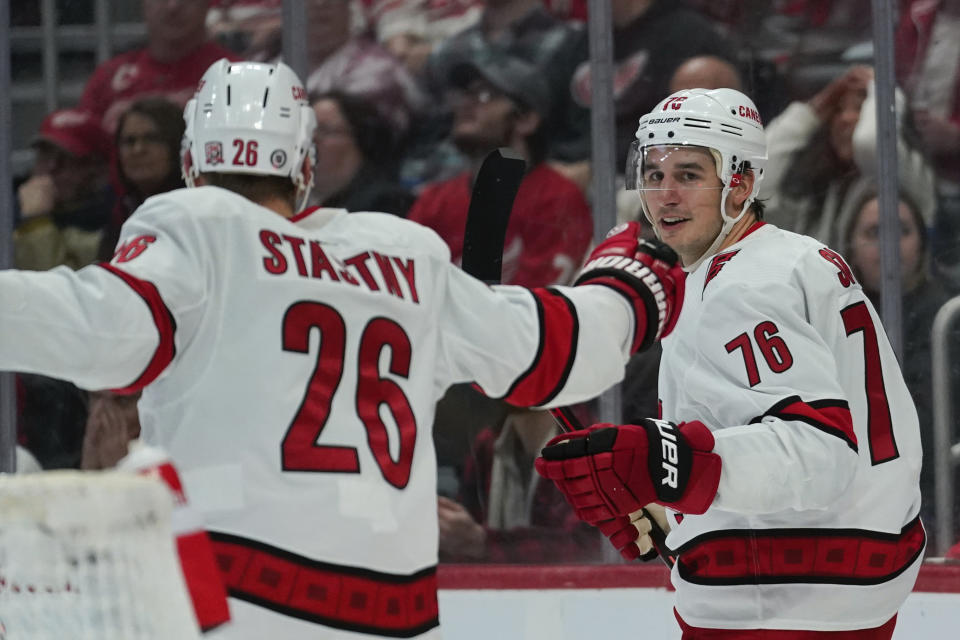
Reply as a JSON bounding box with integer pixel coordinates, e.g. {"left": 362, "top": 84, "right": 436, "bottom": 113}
{"left": 659, "top": 222, "right": 924, "bottom": 631}
{"left": 0, "top": 186, "right": 636, "bottom": 639}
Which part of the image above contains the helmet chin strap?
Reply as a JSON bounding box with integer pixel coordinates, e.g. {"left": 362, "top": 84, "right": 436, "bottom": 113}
{"left": 294, "top": 153, "right": 314, "bottom": 212}
{"left": 294, "top": 186, "right": 312, "bottom": 213}
{"left": 683, "top": 183, "right": 751, "bottom": 273}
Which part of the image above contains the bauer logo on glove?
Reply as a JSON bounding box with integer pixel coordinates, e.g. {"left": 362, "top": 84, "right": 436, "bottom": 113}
{"left": 535, "top": 418, "right": 721, "bottom": 522}
{"left": 647, "top": 418, "right": 687, "bottom": 501}
{"left": 573, "top": 222, "right": 686, "bottom": 351}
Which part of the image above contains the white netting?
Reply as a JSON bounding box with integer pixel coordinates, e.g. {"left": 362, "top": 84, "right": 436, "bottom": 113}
{"left": 0, "top": 471, "right": 201, "bottom": 640}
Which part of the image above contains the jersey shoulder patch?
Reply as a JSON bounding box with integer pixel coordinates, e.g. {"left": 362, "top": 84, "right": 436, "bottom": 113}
{"left": 697, "top": 225, "right": 810, "bottom": 302}
{"left": 702, "top": 249, "right": 740, "bottom": 295}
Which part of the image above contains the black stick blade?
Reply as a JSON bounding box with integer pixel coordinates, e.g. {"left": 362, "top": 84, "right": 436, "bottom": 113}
{"left": 461, "top": 148, "right": 526, "bottom": 283}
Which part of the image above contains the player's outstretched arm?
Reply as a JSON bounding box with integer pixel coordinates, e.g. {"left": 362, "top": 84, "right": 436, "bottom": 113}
{"left": 534, "top": 419, "right": 722, "bottom": 523}
{"left": 0, "top": 266, "right": 160, "bottom": 389}
{"left": 574, "top": 222, "right": 685, "bottom": 353}
{"left": 437, "top": 222, "right": 685, "bottom": 408}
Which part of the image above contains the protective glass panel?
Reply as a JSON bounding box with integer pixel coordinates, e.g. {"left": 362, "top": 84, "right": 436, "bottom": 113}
{"left": 3, "top": 0, "right": 958, "bottom": 590}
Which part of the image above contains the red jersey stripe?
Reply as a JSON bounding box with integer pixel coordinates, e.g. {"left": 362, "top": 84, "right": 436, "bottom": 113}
{"left": 210, "top": 533, "right": 439, "bottom": 637}
{"left": 676, "top": 516, "right": 925, "bottom": 586}
{"left": 289, "top": 205, "right": 322, "bottom": 223}
{"left": 503, "top": 288, "right": 578, "bottom": 406}
{"left": 757, "top": 396, "right": 858, "bottom": 451}
{"left": 97, "top": 263, "right": 176, "bottom": 393}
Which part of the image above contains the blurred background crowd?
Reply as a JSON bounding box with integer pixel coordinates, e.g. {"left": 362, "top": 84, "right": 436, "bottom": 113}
{"left": 8, "top": 0, "right": 960, "bottom": 562}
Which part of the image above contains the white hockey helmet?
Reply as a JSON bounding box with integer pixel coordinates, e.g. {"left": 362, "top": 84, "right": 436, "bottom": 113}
{"left": 626, "top": 88, "right": 767, "bottom": 270}
{"left": 182, "top": 59, "right": 317, "bottom": 209}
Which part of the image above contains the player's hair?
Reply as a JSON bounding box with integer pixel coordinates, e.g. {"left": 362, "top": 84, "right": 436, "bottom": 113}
{"left": 738, "top": 161, "right": 765, "bottom": 220}
{"left": 200, "top": 172, "right": 296, "bottom": 207}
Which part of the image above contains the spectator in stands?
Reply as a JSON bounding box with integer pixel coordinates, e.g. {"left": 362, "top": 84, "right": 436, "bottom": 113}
{"left": 302, "top": 0, "right": 426, "bottom": 140}
{"left": 896, "top": 0, "right": 960, "bottom": 290}
{"left": 80, "top": 390, "right": 142, "bottom": 470}
{"left": 896, "top": 0, "right": 960, "bottom": 189}
{"left": 77, "top": 0, "right": 239, "bottom": 136}
{"left": 309, "top": 91, "right": 414, "bottom": 216}
{"left": 231, "top": 1, "right": 426, "bottom": 135}
{"left": 206, "top": 0, "right": 282, "bottom": 56}
{"left": 842, "top": 185, "right": 960, "bottom": 545}
{"left": 408, "top": 49, "right": 593, "bottom": 287}
{"left": 423, "top": 0, "right": 591, "bottom": 168}
{"left": 669, "top": 55, "right": 744, "bottom": 93}
{"left": 99, "top": 97, "right": 186, "bottom": 260}
{"left": 763, "top": 65, "right": 936, "bottom": 250}
{"left": 15, "top": 108, "right": 111, "bottom": 272}
{"left": 16, "top": 373, "right": 88, "bottom": 470}
{"left": 542, "top": 0, "right": 587, "bottom": 22}
{"left": 569, "top": 0, "right": 739, "bottom": 163}
{"left": 438, "top": 407, "right": 602, "bottom": 563}
{"left": 411, "top": 49, "right": 592, "bottom": 502}
{"left": 365, "top": 0, "right": 483, "bottom": 79}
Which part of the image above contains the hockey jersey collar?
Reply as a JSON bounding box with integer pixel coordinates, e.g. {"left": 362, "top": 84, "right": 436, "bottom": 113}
{"left": 739, "top": 220, "right": 767, "bottom": 241}
{"left": 288, "top": 206, "right": 348, "bottom": 229}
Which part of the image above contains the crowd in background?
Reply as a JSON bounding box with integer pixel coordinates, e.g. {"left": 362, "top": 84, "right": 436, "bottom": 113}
{"left": 9, "top": 0, "right": 960, "bottom": 561}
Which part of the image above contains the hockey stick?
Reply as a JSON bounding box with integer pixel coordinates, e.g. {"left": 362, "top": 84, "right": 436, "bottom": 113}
{"left": 461, "top": 147, "right": 526, "bottom": 283}
{"left": 460, "top": 148, "right": 675, "bottom": 569}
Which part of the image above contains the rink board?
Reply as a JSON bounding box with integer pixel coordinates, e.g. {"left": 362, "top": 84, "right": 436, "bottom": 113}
{"left": 437, "top": 564, "right": 960, "bottom": 639}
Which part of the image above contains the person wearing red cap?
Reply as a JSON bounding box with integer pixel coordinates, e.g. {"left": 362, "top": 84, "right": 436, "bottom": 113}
{"left": 15, "top": 108, "right": 113, "bottom": 272}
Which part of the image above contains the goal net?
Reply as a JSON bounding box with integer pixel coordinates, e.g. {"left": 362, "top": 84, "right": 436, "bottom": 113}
{"left": 0, "top": 470, "right": 202, "bottom": 640}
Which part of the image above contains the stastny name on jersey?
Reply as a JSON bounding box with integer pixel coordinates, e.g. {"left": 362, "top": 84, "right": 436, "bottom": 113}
{"left": 259, "top": 229, "right": 421, "bottom": 304}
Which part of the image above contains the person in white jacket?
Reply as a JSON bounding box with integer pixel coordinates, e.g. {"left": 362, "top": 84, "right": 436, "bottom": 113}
{"left": 762, "top": 65, "right": 936, "bottom": 250}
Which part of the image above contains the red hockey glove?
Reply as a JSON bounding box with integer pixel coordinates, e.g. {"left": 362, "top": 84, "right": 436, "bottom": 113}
{"left": 574, "top": 222, "right": 685, "bottom": 352}
{"left": 534, "top": 419, "right": 721, "bottom": 522}
{"left": 595, "top": 509, "right": 665, "bottom": 561}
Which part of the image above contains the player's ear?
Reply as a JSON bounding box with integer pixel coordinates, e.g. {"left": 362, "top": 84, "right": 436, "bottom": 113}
{"left": 728, "top": 166, "right": 755, "bottom": 210}
{"left": 514, "top": 110, "right": 541, "bottom": 138}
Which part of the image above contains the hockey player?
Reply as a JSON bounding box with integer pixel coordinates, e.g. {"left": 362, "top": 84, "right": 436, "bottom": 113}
{"left": 537, "top": 88, "right": 924, "bottom": 639}
{"left": 0, "top": 59, "right": 684, "bottom": 639}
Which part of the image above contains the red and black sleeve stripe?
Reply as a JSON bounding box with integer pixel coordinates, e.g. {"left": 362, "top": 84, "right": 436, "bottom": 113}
{"left": 97, "top": 263, "right": 177, "bottom": 393}
{"left": 502, "top": 288, "right": 579, "bottom": 407}
{"left": 752, "top": 395, "right": 857, "bottom": 452}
